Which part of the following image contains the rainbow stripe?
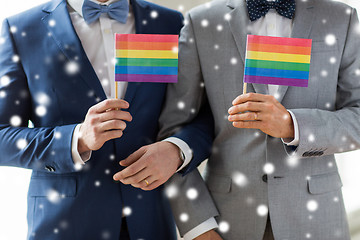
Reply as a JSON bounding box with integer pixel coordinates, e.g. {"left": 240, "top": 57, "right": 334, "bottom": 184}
{"left": 115, "top": 34, "right": 179, "bottom": 83}
{"left": 244, "top": 35, "right": 312, "bottom": 87}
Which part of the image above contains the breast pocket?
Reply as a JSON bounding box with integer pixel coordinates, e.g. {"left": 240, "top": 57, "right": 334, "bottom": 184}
{"left": 307, "top": 171, "right": 343, "bottom": 195}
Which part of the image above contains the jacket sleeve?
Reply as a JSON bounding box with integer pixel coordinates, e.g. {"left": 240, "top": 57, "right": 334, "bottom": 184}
{"left": 286, "top": 9, "right": 360, "bottom": 158}
{"left": 158, "top": 12, "right": 215, "bottom": 175}
{"left": 0, "top": 19, "right": 78, "bottom": 174}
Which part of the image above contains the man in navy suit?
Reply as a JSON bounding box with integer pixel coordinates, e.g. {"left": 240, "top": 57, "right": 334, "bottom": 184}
{"left": 0, "top": 0, "right": 214, "bottom": 239}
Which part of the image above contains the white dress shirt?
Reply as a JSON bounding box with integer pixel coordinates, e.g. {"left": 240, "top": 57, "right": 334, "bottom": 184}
{"left": 185, "top": 2, "right": 301, "bottom": 239}
{"left": 67, "top": 0, "right": 192, "bottom": 169}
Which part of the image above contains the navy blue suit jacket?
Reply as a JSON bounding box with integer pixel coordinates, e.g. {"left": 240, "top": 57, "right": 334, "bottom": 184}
{"left": 0, "top": 0, "right": 213, "bottom": 239}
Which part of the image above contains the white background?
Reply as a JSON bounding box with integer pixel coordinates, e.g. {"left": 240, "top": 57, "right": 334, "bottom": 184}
{"left": 1, "top": 0, "right": 360, "bottom": 239}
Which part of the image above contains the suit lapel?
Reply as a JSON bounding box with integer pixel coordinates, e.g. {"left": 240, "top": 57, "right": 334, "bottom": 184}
{"left": 226, "top": 0, "right": 267, "bottom": 95}
{"left": 41, "top": 0, "right": 107, "bottom": 101}
{"left": 276, "top": 0, "right": 315, "bottom": 102}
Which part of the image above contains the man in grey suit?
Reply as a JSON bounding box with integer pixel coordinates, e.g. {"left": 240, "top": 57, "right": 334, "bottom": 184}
{"left": 114, "top": 0, "right": 360, "bottom": 239}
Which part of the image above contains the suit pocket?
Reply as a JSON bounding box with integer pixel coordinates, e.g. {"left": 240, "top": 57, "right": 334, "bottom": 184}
{"left": 28, "top": 177, "right": 77, "bottom": 197}
{"left": 307, "top": 172, "right": 343, "bottom": 195}
{"left": 206, "top": 173, "right": 232, "bottom": 193}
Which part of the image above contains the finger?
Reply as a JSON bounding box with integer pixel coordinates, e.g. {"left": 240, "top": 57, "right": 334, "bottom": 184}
{"left": 141, "top": 180, "right": 162, "bottom": 191}
{"left": 121, "top": 167, "right": 151, "bottom": 185}
{"left": 228, "top": 111, "right": 259, "bottom": 122}
{"left": 103, "top": 130, "right": 124, "bottom": 142}
{"left": 232, "top": 120, "right": 263, "bottom": 129}
{"left": 99, "top": 120, "right": 127, "bottom": 132}
{"left": 99, "top": 110, "right": 133, "bottom": 123}
{"left": 92, "top": 99, "right": 130, "bottom": 113}
{"left": 131, "top": 174, "right": 157, "bottom": 188}
{"left": 228, "top": 101, "right": 265, "bottom": 115}
{"left": 232, "top": 93, "right": 271, "bottom": 106}
{"left": 120, "top": 147, "right": 147, "bottom": 167}
{"left": 113, "top": 157, "right": 147, "bottom": 180}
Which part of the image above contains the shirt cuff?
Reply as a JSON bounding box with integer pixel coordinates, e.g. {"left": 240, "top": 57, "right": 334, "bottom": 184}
{"left": 183, "top": 217, "right": 218, "bottom": 240}
{"left": 282, "top": 110, "right": 299, "bottom": 146}
{"left": 162, "top": 137, "right": 193, "bottom": 172}
{"left": 71, "top": 124, "right": 92, "bottom": 165}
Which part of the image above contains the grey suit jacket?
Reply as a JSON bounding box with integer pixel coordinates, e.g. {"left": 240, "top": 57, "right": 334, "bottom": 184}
{"left": 161, "top": 0, "right": 360, "bottom": 239}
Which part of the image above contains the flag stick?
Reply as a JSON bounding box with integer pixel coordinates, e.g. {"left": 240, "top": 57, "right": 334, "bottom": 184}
{"left": 115, "top": 82, "right": 118, "bottom": 99}
{"left": 243, "top": 82, "right": 247, "bottom": 95}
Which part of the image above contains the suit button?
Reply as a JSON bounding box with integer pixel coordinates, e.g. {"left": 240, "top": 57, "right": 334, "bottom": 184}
{"left": 262, "top": 174, "right": 268, "bottom": 183}
{"left": 45, "top": 166, "right": 55, "bottom": 172}
{"left": 318, "top": 151, "right": 324, "bottom": 156}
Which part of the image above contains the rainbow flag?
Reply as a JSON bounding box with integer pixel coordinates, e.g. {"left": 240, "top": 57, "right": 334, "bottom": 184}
{"left": 244, "top": 35, "right": 312, "bottom": 87}
{"left": 115, "top": 34, "right": 179, "bottom": 83}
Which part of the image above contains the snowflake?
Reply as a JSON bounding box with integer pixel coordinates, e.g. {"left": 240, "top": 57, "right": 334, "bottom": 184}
{"left": 217, "top": 25, "right": 223, "bottom": 31}
{"left": 74, "top": 163, "right": 83, "bottom": 171}
{"left": 219, "top": 221, "right": 230, "bottom": 233}
{"left": 0, "top": 75, "right": 10, "bottom": 87}
{"left": 345, "top": 8, "right": 351, "bottom": 15}
{"left": 257, "top": 204, "right": 268, "bottom": 217}
{"left": 36, "top": 93, "right": 52, "bottom": 106}
{"left": 333, "top": 197, "right": 339, "bottom": 202}
{"left": 102, "top": 231, "right": 111, "bottom": 239}
{"left": 232, "top": 172, "right": 248, "bottom": 187}
{"left": 105, "top": 169, "right": 110, "bottom": 175}
{"left": 325, "top": 102, "right": 331, "bottom": 109}
{"left": 36, "top": 106, "right": 47, "bottom": 117}
{"left": 60, "top": 221, "right": 68, "bottom": 229}
{"left": 355, "top": 69, "right": 360, "bottom": 76}
{"left": 322, "top": 19, "right": 327, "bottom": 24}
{"left": 10, "top": 115, "right": 22, "bottom": 127}
{"left": 201, "top": 19, "right": 209, "bottom": 28}
{"left": 307, "top": 200, "right": 318, "bottom": 212}
{"left": 109, "top": 154, "right": 115, "bottom": 161}
{"left": 150, "top": 11, "right": 158, "bottom": 19}
{"left": 0, "top": 91, "right": 6, "bottom": 98}
{"left": 35, "top": 74, "right": 40, "bottom": 80}
{"left": 87, "top": 90, "right": 95, "bottom": 97}
{"left": 101, "top": 78, "right": 109, "bottom": 87}
{"left": 320, "top": 70, "right": 328, "bottom": 77}
{"left": 0, "top": 37, "right": 5, "bottom": 45}
{"left": 65, "top": 61, "right": 80, "bottom": 75}
{"left": 172, "top": 46, "right": 179, "bottom": 54}
{"left": 122, "top": 206, "right": 132, "bottom": 216}
{"left": 205, "top": 2, "right": 212, "bottom": 8}
{"left": 142, "top": 20, "right": 147, "bottom": 25}
{"left": 254, "top": 131, "right": 260, "bottom": 137}
{"left": 10, "top": 26, "right": 17, "bottom": 33}
{"left": 186, "top": 188, "right": 198, "bottom": 200}
{"left": 177, "top": 101, "right": 185, "bottom": 110}
{"left": 286, "top": 156, "right": 299, "bottom": 168}
{"left": 53, "top": 228, "right": 59, "bottom": 234}
{"left": 325, "top": 34, "right": 336, "bottom": 46}
{"left": 54, "top": 132, "right": 62, "bottom": 139}
{"left": 16, "top": 138, "right": 28, "bottom": 150}
{"left": 21, "top": 32, "right": 27, "bottom": 37}
{"left": 95, "top": 181, "right": 101, "bottom": 187}
{"left": 179, "top": 213, "right": 189, "bottom": 222}
{"left": 305, "top": 233, "right": 311, "bottom": 239}
{"left": 214, "top": 65, "right": 219, "bottom": 70}
{"left": 224, "top": 13, "right": 231, "bottom": 21}
{"left": 263, "top": 163, "right": 275, "bottom": 174}
{"left": 47, "top": 189, "right": 61, "bottom": 204}
{"left": 328, "top": 162, "right": 334, "bottom": 168}
{"left": 230, "top": 57, "right": 238, "bottom": 65}
{"left": 165, "top": 184, "right": 178, "bottom": 198}
{"left": 12, "top": 55, "right": 20, "bottom": 63}
{"left": 214, "top": 44, "right": 219, "bottom": 50}
{"left": 329, "top": 57, "right": 336, "bottom": 64}
{"left": 190, "top": 108, "right": 196, "bottom": 114}
{"left": 49, "top": 19, "right": 56, "bottom": 27}
{"left": 178, "top": 5, "right": 184, "bottom": 12}
{"left": 308, "top": 134, "right": 315, "bottom": 142}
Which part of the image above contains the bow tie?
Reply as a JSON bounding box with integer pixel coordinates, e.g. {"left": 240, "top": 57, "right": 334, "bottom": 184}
{"left": 82, "top": 0, "right": 129, "bottom": 24}
{"left": 246, "top": 0, "right": 296, "bottom": 22}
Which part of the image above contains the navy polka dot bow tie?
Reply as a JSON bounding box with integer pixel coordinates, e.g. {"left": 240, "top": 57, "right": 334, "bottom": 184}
{"left": 246, "top": 0, "right": 296, "bottom": 21}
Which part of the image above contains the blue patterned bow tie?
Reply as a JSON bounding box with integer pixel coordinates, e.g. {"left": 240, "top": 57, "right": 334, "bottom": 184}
{"left": 82, "top": 0, "right": 129, "bottom": 24}
{"left": 246, "top": 0, "right": 296, "bottom": 21}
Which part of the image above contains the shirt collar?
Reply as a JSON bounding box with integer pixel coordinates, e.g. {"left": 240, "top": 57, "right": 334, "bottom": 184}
{"left": 67, "top": 0, "right": 130, "bottom": 17}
